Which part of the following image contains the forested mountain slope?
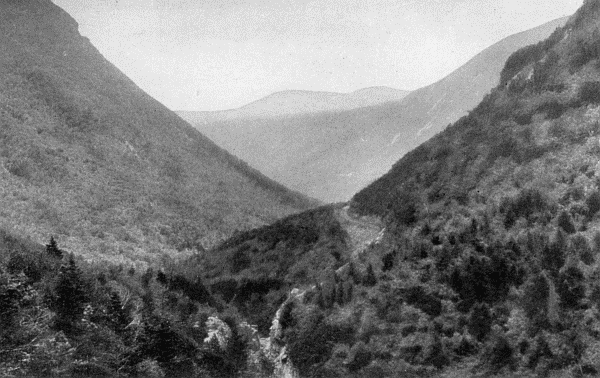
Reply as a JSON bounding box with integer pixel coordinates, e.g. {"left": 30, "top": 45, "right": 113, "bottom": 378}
{"left": 181, "top": 17, "right": 568, "bottom": 202}
{"left": 183, "top": 2, "right": 600, "bottom": 376}
{"left": 0, "top": 0, "right": 317, "bottom": 265}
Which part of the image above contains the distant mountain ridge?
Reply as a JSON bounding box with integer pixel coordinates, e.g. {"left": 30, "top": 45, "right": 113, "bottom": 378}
{"left": 0, "top": 0, "right": 317, "bottom": 263}
{"left": 178, "top": 86, "right": 410, "bottom": 123}
{"left": 389, "top": 16, "right": 571, "bottom": 145}
{"left": 180, "top": 16, "right": 569, "bottom": 203}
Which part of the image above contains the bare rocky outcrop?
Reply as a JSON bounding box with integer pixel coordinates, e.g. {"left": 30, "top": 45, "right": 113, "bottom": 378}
{"left": 260, "top": 288, "right": 306, "bottom": 378}
{"left": 204, "top": 316, "right": 232, "bottom": 351}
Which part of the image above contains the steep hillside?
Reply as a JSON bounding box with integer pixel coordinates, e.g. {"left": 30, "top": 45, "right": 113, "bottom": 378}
{"left": 0, "top": 0, "right": 317, "bottom": 265}
{"left": 176, "top": 2, "right": 600, "bottom": 377}
{"left": 337, "top": 0, "right": 600, "bottom": 375}
{"left": 177, "top": 86, "right": 410, "bottom": 123}
{"left": 180, "top": 17, "right": 568, "bottom": 203}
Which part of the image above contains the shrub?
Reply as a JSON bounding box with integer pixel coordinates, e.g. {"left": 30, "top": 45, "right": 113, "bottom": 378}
{"left": 382, "top": 252, "right": 395, "bottom": 272}
{"left": 231, "top": 249, "right": 251, "bottom": 274}
{"left": 522, "top": 273, "right": 551, "bottom": 332}
{"left": 548, "top": 120, "right": 568, "bottom": 139}
{"left": 484, "top": 335, "right": 514, "bottom": 372}
{"left": 542, "top": 230, "right": 567, "bottom": 274}
{"left": 126, "top": 315, "right": 196, "bottom": 376}
{"left": 571, "top": 234, "right": 594, "bottom": 265}
{"left": 468, "top": 302, "right": 492, "bottom": 341}
{"left": 586, "top": 190, "right": 600, "bottom": 217}
{"left": 557, "top": 210, "right": 576, "bottom": 234}
{"left": 579, "top": 81, "right": 600, "bottom": 104}
{"left": 500, "top": 189, "right": 550, "bottom": 228}
{"left": 448, "top": 252, "right": 516, "bottom": 308}
{"left": 556, "top": 266, "right": 586, "bottom": 309}
{"left": 571, "top": 30, "right": 600, "bottom": 70}
{"left": 284, "top": 306, "right": 334, "bottom": 376}
{"left": 404, "top": 286, "right": 442, "bottom": 317}
{"left": 500, "top": 26, "right": 563, "bottom": 86}
{"left": 536, "top": 100, "right": 568, "bottom": 120}
{"left": 345, "top": 341, "right": 372, "bottom": 372}
{"left": 389, "top": 191, "right": 419, "bottom": 226}
{"left": 0, "top": 272, "right": 30, "bottom": 339}
{"left": 6, "top": 156, "right": 30, "bottom": 179}
{"left": 363, "top": 264, "right": 377, "bottom": 287}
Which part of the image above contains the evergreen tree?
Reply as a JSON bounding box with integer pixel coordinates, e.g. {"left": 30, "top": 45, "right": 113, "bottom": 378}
{"left": 542, "top": 230, "right": 567, "bottom": 275}
{"left": 363, "top": 264, "right": 377, "bottom": 287}
{"left": 523, "top": 272, "right": 551, "bottom": 333}
{"left": 586, "top": 190, "right": 600, "bottom": 218}
{"left": 156, "top": 270, "right": 168, "bottom": 286}
{"left": 342, "top": 280, "right": 353, "bottom": 304}
{"left": 45, "top": 236, "right": 63, "bottom": 258}
{"left": 557, "top": 266, "right": 586, "bottom": 310}
{"left": 51, "top": 255, "right": 88, "bottom": 333}
{"left": 468, "top": 302, "right": 492, "bottom": 341}
{"left": 557, "top": 210, "right": 576, "bottom": 234}
{"left": 141, "top": 268, "right": 153, "bottom": 288}
{"left": 107, "top": 291, "right": 130, "bottom": 334}
{"left": 0, "top": 272, "right": 28, "bottom": 340}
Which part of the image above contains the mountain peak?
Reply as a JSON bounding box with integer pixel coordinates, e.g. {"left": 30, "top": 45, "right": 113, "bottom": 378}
{"left": 181, "top": 17, "right": 569, "bottom": 203}
{"left": 1, "top": 0, "right": 80, "bottom": 39}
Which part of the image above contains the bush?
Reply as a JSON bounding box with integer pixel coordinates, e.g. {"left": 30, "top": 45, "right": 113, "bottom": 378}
{"left": 557, "top": 210, "right": 576, "bottom": 234}
{"left": 126, "top": 315, "right": 196, "bottom": 376}
{"left": 579, "top": 81, "right": 600, "bottom": 104}
{"left": 586, "top": 190, "right": 600, "bottom": 217}
{"left": 284, "top": 306, "right": 333, "bottom": 376}
{"left": 571, "top": 234, "right": 594, "bottom": 265}
{"left": 404, "top": 286, "right": 442, "bottom": 317}
{"left": 500, "top": 189, "right": 550, "bottom": 228}
{"left": 500, "top": 27, "right": 563, "bottom": 86}
{"left": 522, "top": 273, "right": 551, "bottom": 332}
{"left": 536, "top": 100, "right": 568, "bottom": 120}
{"left": 556, "top": 266, "right": 586, "bottom": 310}
{"left": 468, "top": 302, "right": 492, "bottom": 341}
{"left": 363, "top": 264, "right": 377, "bottom": 287}
{"left": 345, "top": 341, "right": 372, "bottom": 372}
{"left": 389, "top": 191, "right": 419, "bottom": 226}
{"left": 484, "top": 335, "right": 514, "bottom": 372}
{"left": 571, "top": 30, "right": 600, "bottom": 70}
{"left": 542, "top": 230, "right": 567, "bottom": 274}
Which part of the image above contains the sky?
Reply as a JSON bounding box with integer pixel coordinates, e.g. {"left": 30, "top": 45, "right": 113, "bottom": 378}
{"left": 52, "top": 0, "right": 583, "bottom": 111}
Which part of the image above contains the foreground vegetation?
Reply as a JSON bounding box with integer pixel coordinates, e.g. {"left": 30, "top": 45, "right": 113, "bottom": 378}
{"left": 0, "top": 231, "right": 269, "bottom": 377}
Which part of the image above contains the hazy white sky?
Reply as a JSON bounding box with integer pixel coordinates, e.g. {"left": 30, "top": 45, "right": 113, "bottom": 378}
{"left": 52, "top": 0, "right": 582, "bottom": 111}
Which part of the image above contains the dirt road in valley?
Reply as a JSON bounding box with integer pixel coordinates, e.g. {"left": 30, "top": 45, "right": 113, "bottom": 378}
{"left": 335, "top": 205, "right": 384, "bottom": 258}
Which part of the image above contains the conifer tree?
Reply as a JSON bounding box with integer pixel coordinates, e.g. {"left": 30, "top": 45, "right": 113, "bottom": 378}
{"left": 542, "top": 230, "right": 567, "bottom": 275}
{"left": 468, "top": 302, "right": 492, "bottom": 341}
{"left": 523, "top": 272, "right": 551, "bottom": 332}
{"left": 364, "top": 264, "right": 377, "bottom": 287}
{"left": 51, "top": 255, "right": 88, "bottom": 333}
{"left": 45, "top": 236, "right": 63, "bottom": 258}
{"left": 557, "top": 266, "right": 586, "bottom": 310}
{"left": 557, "top": 210, "right": 576, "bottom": 234}
{"left": 107, "top": 291, "right": 130, "bottom": 334}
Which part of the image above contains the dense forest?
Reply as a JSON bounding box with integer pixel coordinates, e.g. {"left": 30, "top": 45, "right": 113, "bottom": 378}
{"left": 9, "top": 0, "right": 600, "bottom": 377}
